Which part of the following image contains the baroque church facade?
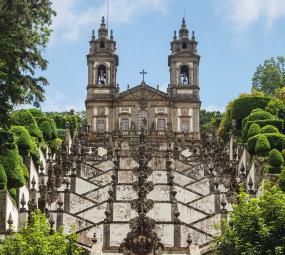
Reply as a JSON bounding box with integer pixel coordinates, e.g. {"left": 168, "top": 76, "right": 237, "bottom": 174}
{"left": 86, "top": 17, "right": 200, "bottom": 141}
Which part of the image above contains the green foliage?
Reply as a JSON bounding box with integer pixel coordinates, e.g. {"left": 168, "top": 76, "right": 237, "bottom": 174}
{"left": 248, "top": 133, "right": 285, "bottom": 155}
{"left": 10, "top": 110, "right": 37, "bottom": 128}
{"left": 274, "top": 87, "right": 285, "bottom": 102}
{"left": 200, "top": 109, "right": 223, "bottom": 133}
{"left": 282, "top": 149, "right": 285, "bottom": 160}
{"left": 0, "top": 164, "right": 7, "bottom": 190}
{"left": 30, "top": 141, "right": 41, "bottom": 168}
{"left": 57, "top": 129, "right": 66, "bottom": 140}
{"left": 49, "top": 138, "right": 62, "bottom": 154}
{"left": 0, "top": 130, "right": 16, "bottom": 151}
{"left": 260, "top": 125, "right": 280, "bottom": 134}
{"left": 29, "top": 109, "right": 45, "bottom": 119}
{"left": 218, "top": 94, "right": 272, "bottom": 138}
{"left": 0, "top": 150, "right": 26, "bottom": 189}
{"left": 0, "top": 1, "right": 56, "bottom": 126}
{"left": 247, "top": 123, "right": 260, "bottom": 139}
{"left": 252, "top": 56, "right": 285, "bottom": 95}
{"left": 28, "top": 124, "right": 44, "bottom": 141}
{"left": 269, "top": 149, "right": 284, "bottom": 168}
{"left": 263, "top": 165, "right": 274, "bottom": 174}
{"left": 8, "top": 188, "right": 17, "bottom": 200}
{"left": 255, "top": 134, "right": 271, "bottom": 156}
{"left": 279, "top": 167, "right": 285, "bottom": 192}
{"left": 265, "top": 99, "right": 285, "bottom": 120}
{"left": 0, "top": 210, "right": 84, "bottom": 255}
{"left": 39, "top": 120, "right": 53, "bottom": 140}
{"left": 214, "top": 184, "right": 285, "bottom": 255}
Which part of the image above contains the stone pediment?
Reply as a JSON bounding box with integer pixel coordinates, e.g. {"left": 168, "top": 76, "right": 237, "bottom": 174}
{"left": 117, "top": 83, "right": 169, "bottom": 102}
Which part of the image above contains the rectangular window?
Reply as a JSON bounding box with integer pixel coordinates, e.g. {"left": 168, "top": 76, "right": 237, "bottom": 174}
{"left": 157, "top": 119, "right": 166, "bottom": 131}
{"left": 120, "top": 118, "right": 129, "bottom": 131}
{"left": 181, "top": 119, "right": 190, "bottom": 133}
{"left": 96, "top": 118, "right": 106, "bottom": 133}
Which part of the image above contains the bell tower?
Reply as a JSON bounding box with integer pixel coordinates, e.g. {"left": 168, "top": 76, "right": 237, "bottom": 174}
{"left": 85, "top": 16, "right": 119, "bottom": 133}
{"left": 167, "top": 18, "right": 201, "bottom": 138}
{"left": 167, "top": 18, "right": 200, "bottom": 100}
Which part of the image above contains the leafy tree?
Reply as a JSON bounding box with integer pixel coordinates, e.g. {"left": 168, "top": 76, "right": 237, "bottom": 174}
{"left": 214, "top": 185, "right": 285, "bottom": 255}
{"left": 252, "top": 56, "right": 285, "bottom": 95}
{"left": 0, "top": 0, "right": 56, "bottom": 127}
{"left": 200, "top": 109, "right": 223, "bottom": 133}
{"left": 0, "top": 210, "right": 84, "bottom": 255}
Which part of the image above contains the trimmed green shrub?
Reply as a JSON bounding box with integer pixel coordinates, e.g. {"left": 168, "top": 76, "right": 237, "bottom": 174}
{"left": 49, "top": 138, "right": 62, "bottom": 154}
{"left": 269, "top": 149, "right": 284, "bottom": 168}
{"left": 40, "top": 141, "right": 48, "bottom": 152}
{"left": 8, "top": 188, "right": 17, "bottom": 200}
{"left": 263, "top": 165, "right": 274, "bottom": 174}
{"left": 0, "top": 150, "right": 26, "bottom": 188}
{"left": 29, "top": 108, "right": 45, "bottom": 119}
{"left": 231, "top": 96, "right": 271, "bottom": 128}
{"left": 282, "top": 138, "right": 285, "bottom": 150}
{"left": 28, "top": 124, "right": 44, "bottom": 141}
{"left": 282, "top": 149, "right": 285, "bottom": 160}
{"left": 260, "top": 125, "right": 280, "bottom": 134}
{"left": 278, "top": 167, "right": 285, "bottom": 192}
{"left": 247, "top": 123, "right": 261, "bottom": 139}
{"left": 10, "top": 109, "right": 37, "bottom": 127}
{"left": 255, "top": 135, "right": 271, "bottom": 156}
{"left": 39, "top": 120, "right": 53, "bottom": 140}
{"left": 30, "top": 141, "right": 41, "bottom": 168}
{"left": 0, "top": 164, "right": 7, "bottom": 190}
{"left": 0, "top": 130, "right": 16, "bottom": 151}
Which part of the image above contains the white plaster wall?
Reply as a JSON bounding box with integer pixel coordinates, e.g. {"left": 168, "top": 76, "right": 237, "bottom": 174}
{"left": 154, "top": 224, "right": 174, "bottom": 247}
{"left": 95, "top": 160, "right": 114, "bottom": 172}
{"left": 178, "top": 203, "right": 206, "bottom": 224}
{"left": 78, "top": 203, "right": 107, "bottom": 223}
{"left": 147, "top": 185, "right": 169, "bottom": 201}
{"left": 193, "top": 214, "right": 221, "bottom": 236}
{"left": 5, "top": 193, "right": 19, "bottom": 231}
{"left": 110, "top": 223, "right": 130, "bottom": 246}
{"left": 175, "top": 186, "right": 200, "bottom": 203}
{"left": 173, "top": 172, "right": 195, "bottom": 186}
{"left": 90, "top": 171, "right": 112, "bottom": 186}
{"left": 39, "top": 149, "right": 47, "bottom": 174}
{"left": 29, "top": 158, "right": 39, "bottom": 190}
{"left": 87, "top": 185, "right": 110, "bottom": 203}
{"left": 171, "top": 159, "right": 190, "bottom": 173}
{"left": 113, "top": 202, "right": 137, "bottom": 221}
{"left": 187, "top": 179, "right": 210, "bottom": 196}
{"left": 118, "top": 171, "right": 134, "bottom": 183}
{"left": 78, "top": 224, "right": 104, "bottom": 249}
{"left": 69, "top": 193, "right": 95, "bottom": 214}
{"left": 190, "top": 194, "right": 215, "bottom": 214}
{"left": 149, "top": 171, "right": 167, "bottom": 184}
{"left": 120, "top": 158, "right": 138, "bottom": 170}
{"left": 181, "top": 225, "right": 212, "bottom": 246}
{"left": 62, "top": 213, "right": 91, "bottom": 233}
{"left": 98, "top": 147, "right": 107, "bottom": 157}
{"left": 148, "top": 203, "right": 171, "bottom": 221}
{"left": 18, "top": 185, "right": 29, "bottom": 210}
{"left": 116, "top": 185, "right": 137, "bottom": 200}
{"left": 76, "top": 178, "right": 98, "bottom": 195}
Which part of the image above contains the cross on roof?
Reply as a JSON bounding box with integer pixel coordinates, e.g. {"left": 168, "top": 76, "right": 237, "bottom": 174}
{"left": 140, "top": 69, "right": 147, "bottom": 83}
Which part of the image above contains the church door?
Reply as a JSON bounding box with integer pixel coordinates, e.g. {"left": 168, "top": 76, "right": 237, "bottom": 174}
{"left": 137, "top": 110, "right": 149, "bottom": 131}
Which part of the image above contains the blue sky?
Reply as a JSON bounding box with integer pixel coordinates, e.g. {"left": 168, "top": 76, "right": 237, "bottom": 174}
{"left": 40, "top": 0, "right": 285, "bottom": 112}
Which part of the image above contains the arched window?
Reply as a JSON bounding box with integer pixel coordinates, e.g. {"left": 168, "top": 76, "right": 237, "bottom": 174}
{"left": 182, "top": 41, "right": 187, "bottom": 49}
{"left": 100, "top": 41, "right": 105, "bottom": 48}
{"left": 97, "top": 64, "right": 107, "bottom": 85}
{"left": 180, "top": 65, "right": 189, "bottom": 85}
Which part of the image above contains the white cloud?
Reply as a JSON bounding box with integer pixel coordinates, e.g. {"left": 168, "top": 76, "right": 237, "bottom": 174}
{"left": 216, "top": 0, "right": 285, "bottom": 31}
{"left": 51, "top": 0, "right": 169, "bottom": 41}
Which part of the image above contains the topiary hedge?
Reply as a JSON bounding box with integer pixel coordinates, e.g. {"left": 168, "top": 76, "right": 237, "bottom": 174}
{"left": 39, "top": 120, "right": 53, "bottom": 140}
{"left": 255, "top": 134, "right": 271, "bottom": 156}
{"left": 269, "top": 149, "right": 284, "bottom": 169}
{"left": 278, "top": 167, "right": 285, "bottom": 192}
{"left": 29, "top": 108, "right": 45, "bottom": 119}
{"left": 0, "top": 150, "right": 27, "bottom": 188}
{"left": 8, "top": 187, "right": 17, "bottom": 200}
{"left": 57, "top": 129, "right": 66, "bottom": 140}
{"left": 260, "top": 125, "right": 280, "bottom": 134}
{"left": 247, "top": 123, "right": 260, "bottom": 139}
{"left": 0, "top": 130, "right": 16, "bottom": 151}
{"left": 49, "top": 138, "right": 62, "bottom": 154}
{"left": 10, "top": 109, "right": 37, "bottom": 127}
{"left": 0, "top": 164, "right": 7, "bottom": 190}
{"left": 247, "top": 133, "right": 285, "bottom": 155}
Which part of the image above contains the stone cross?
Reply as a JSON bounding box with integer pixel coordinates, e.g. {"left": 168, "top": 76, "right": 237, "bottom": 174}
{"left": 140, "top": 69, "right": 147, "bottom": 83}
